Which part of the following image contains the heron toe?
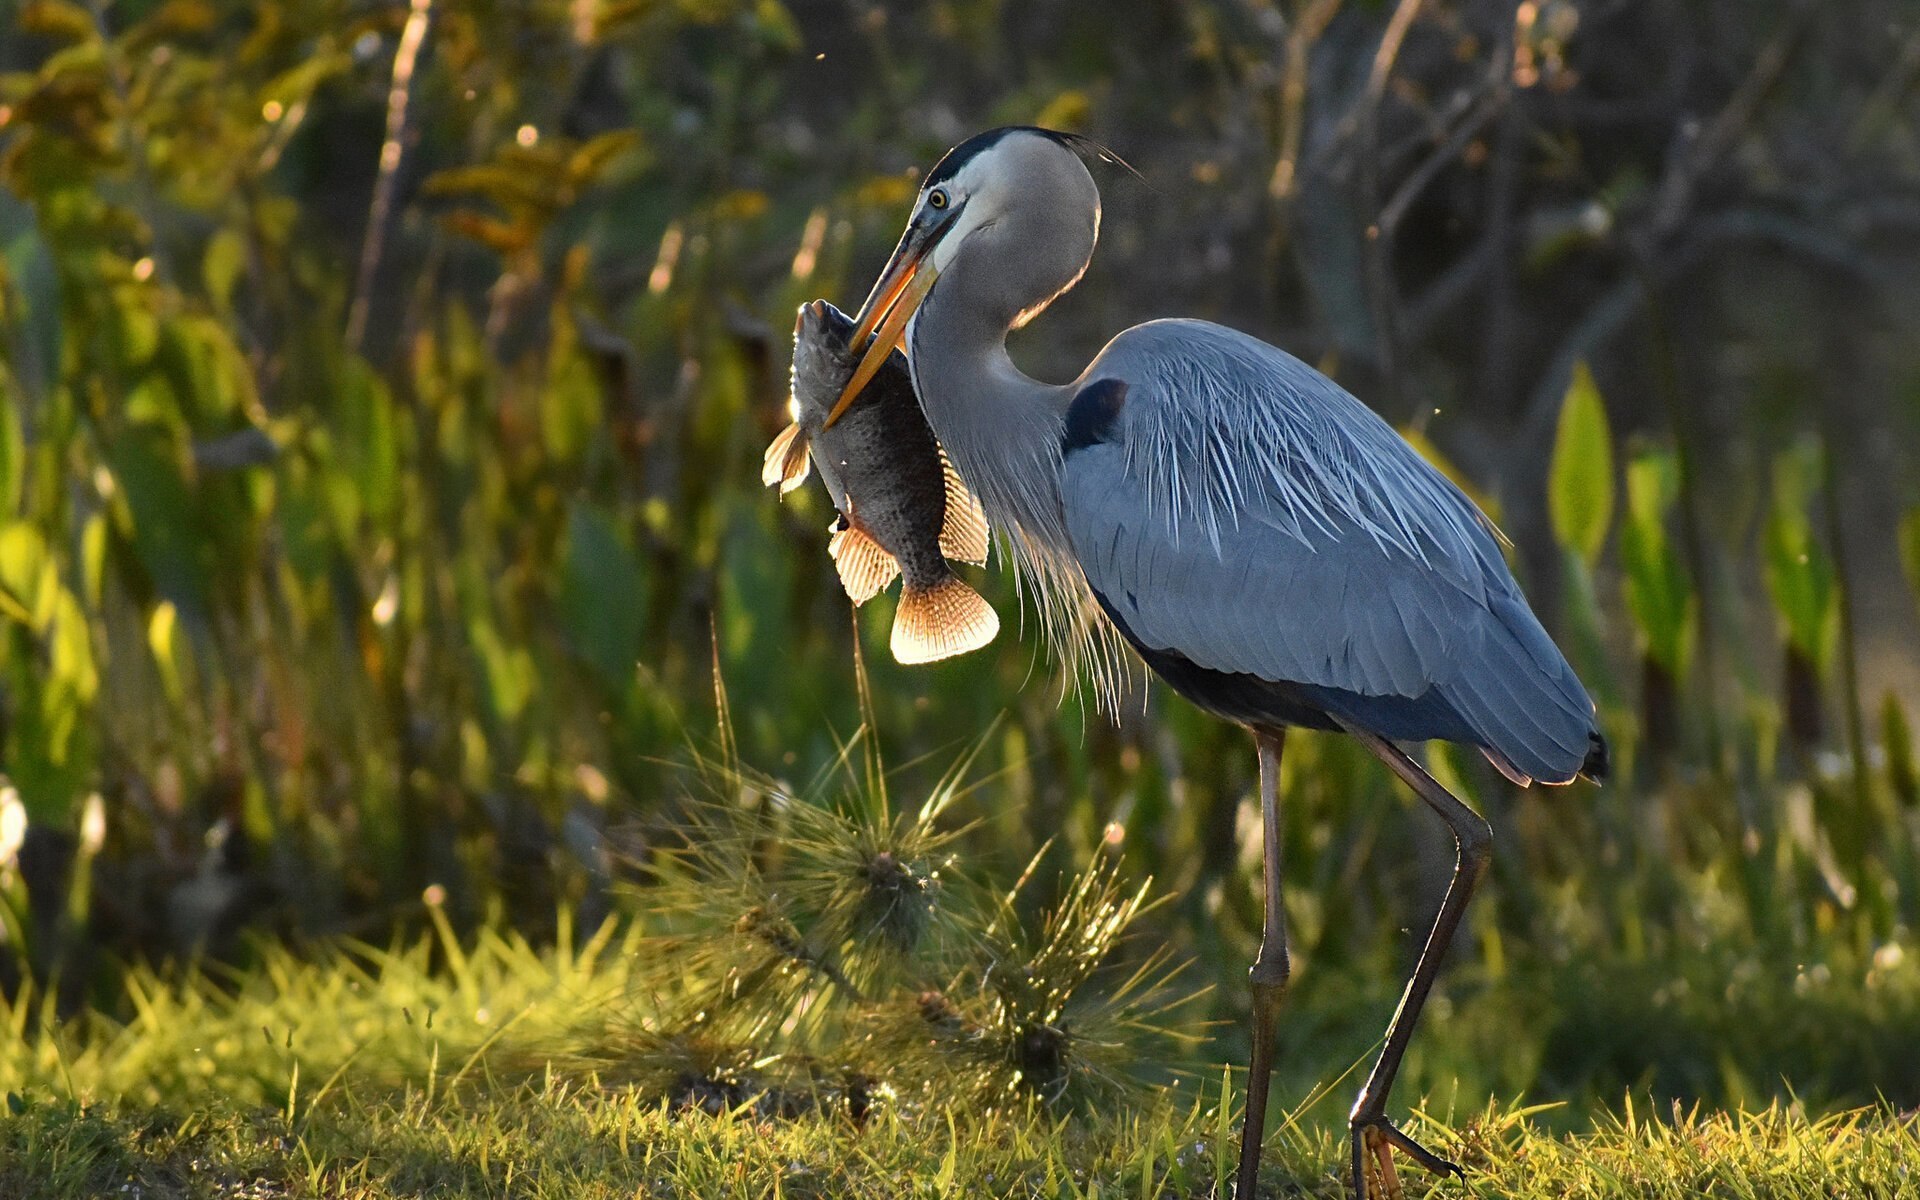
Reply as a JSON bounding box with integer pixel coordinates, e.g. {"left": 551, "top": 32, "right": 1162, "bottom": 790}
{"left": 1350, "top": 1116, "right": 1462, "bottom": 1200}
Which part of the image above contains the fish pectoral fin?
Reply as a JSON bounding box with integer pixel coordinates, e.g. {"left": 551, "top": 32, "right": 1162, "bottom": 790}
{"left": 890, "top": 574, "right": 1000, "bottom": 665}
{"left": 937, "top": 450, "right": 991, "bottom": 565}
{"left": 761, "top": 422, "right": 813, "bottom": 493}
{"left": 827, "top": 524, "right": 900, "bottom": 605}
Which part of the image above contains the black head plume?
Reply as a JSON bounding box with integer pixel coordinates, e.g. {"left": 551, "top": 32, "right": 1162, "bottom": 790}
{"left": 923, "top": 126, "right": 1143, "bottom": 190}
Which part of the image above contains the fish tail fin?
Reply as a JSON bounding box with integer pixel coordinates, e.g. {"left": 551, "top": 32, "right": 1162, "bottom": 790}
{"left": 828, "top": 523, "right": 899, "bottom": 605}
{"left": 891, "top": 573, "right": 999, "bottom": 665}
{"left": 761, "top": 422, "right": 812, "bottom": 492}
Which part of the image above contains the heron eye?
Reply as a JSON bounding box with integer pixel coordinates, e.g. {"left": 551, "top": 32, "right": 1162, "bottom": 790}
{"left": 927, "top": 189, "right": 949, "bottom": 210}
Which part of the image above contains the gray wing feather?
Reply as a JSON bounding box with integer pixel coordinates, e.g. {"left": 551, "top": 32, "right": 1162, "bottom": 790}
{"left": 1061, "top": 320, "right": 1595, "bottom": 781}
{"left": 1076, "top": 449, "right": 1449, "bottom": 692}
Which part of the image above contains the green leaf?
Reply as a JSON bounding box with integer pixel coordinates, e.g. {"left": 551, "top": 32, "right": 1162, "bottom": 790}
{"left": 559, "top": 504, "right": 645, "bottom": 691}
{"left": 423, "top": 164, "right": 557, "bottom": 212}
{"left": 1548, "top": 363, "right": 1615, "bottom": 566}
{"left": 718, "top": 504, "right": 794, "bottom": 718}
{"left": 134, "top": 0, "right": 218, "bottom": 38}
{"left": 79, "top": 511, "right": 106, "bottom": 608}
{"left": 438, "top": 211, "right": 534, "bottom": 256}
{"left": 0, "top": 521, "right": 54, "bottom": 630}
{"left": 337, "top": 356, "right": 399, "bottom": 527}
{"left": 202, "top": 228, "right": 246, "bottom": 312}
{"left": 257, "top": 50, "right": 350, "bottom": 113}
{"left": 1899, "top": 508, "right": 1920, "bottom": 610}
{"left": 1763, "top": 442, "right": 1835, "bottom": 667}
{"left": 0, "top": 373, "right": 22, "bottom": 516}
{"left": 158, "top": 316, "right": 255, "bottom": 426}
{"left": 470, "top": 618, "right": 534, "bottom": 724}
{"left": 565, "top": 130, "right": 641, "bottom": 188}
{"left": 148, "top": 599, "right": 184, "bottom": 703}
{"left": 15, "top": 585, "right": 103, "bottom": 797}
{"left": 751, "top": 0, "right": 801, "bottom": 51}
{"left": 1885, "top": 693, "right": 1917, "bottom": 809}
{"left": 277, "top": 469, "right": 333, "bottom": 585}
{"left": 17, "top": 0, "right": 98, "bottom": 43}
{"left": 1625, "top": 447, "right": 1678, "bottom": 527}
{"left": 49, "top": 588, "right": 97, "bottom": 705}
{"left": 542, "top": 327, "right": 602, "bottom": 462}
{"left": 1, "top": 208, "right": 63, "bottom": 399}
{"left": 124, "top": 374, "right": 187, "bottom": 435}
{"left": 1619, "top": 449, "right": 1692, "bottom": 676}
{"left": 106, "top": 283, "right": 161, "bottom": 373}
{"left": 109, "top": 422, "right": 213, "bottom": 616}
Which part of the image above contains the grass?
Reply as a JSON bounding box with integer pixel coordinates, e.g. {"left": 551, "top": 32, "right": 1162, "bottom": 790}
{"left": 0, "top": 907, "right": 1915, "bottom": 1198}
{"left": 7, "top": 1083, "right": 1919, "bottom": 1199}
{"left": 1, "top": 738, "right": 1917, "bottom": 1198}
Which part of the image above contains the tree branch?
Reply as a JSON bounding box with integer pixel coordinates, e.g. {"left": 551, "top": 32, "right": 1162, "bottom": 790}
{"left": 1359, "top": 0, "right": 1425, "bottom": 414}
{"left": 347, "top": 0, "right": 436, "bottom": 358}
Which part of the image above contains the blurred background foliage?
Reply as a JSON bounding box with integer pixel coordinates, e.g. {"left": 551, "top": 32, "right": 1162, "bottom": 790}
{"left": 1, "top": 0, "right": 1920, "bottom": 1123}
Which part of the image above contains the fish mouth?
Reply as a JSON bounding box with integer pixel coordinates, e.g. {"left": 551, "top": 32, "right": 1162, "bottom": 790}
{"left": 823, "top": 201, "right": 962, "bottom": 429}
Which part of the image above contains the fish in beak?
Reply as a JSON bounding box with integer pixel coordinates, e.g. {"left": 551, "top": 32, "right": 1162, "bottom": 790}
{"left": 823, "top": 200, "right": 963, "bottom": 429}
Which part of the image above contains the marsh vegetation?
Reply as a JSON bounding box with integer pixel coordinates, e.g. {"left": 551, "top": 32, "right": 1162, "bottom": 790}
{"left": 2, "top": 0, "right": 1919, "bottom": 1193}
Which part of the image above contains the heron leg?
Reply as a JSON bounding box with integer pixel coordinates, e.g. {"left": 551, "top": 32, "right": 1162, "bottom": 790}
{"left": 1338, "top": 723, "right": 1491, "bottom": 1198}
{"left": 1235, "top": 727, "right": 1290, "bottom": 1199}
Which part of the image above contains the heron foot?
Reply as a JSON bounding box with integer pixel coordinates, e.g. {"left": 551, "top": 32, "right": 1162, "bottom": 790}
{"left": 1349, "top": 1116, "right": 1461, "bottom": 1200}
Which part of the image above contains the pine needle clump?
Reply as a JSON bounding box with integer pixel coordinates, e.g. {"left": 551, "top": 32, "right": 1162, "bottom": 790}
{"left": 872, "top": 847, "right": 1203, "bottom": 1114}
{"left": 547, "top": 721, "right": 1200, "bottom": 1126}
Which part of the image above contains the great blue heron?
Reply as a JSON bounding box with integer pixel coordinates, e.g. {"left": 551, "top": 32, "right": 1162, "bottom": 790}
{"left": 824, "top": 127, "right": 1606, "bottom": 1198}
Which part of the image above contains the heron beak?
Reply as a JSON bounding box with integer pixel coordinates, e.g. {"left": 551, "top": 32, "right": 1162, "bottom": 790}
{"left": 823, "top": 210, "right": 954, "bottom": 429}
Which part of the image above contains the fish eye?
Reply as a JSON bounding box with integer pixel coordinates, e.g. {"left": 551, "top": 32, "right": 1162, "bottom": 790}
{"left": 927, "top": 188, "right": 950, "bottom": 210}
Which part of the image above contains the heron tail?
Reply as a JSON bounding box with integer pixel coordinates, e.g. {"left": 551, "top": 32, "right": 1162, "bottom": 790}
{"left": 1581, "top": 730, "right": 1610, "bottom": 782}
{"left": 891, "top": 573, "right": 1000, "bottom": 665}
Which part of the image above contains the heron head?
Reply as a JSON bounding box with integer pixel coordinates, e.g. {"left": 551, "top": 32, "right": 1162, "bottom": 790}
{"left": 824, "top": 127, "right": 1107, "bottom": 428}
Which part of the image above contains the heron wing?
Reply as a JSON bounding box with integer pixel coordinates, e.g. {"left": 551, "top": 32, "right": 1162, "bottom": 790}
{"left": 1060, "top": 320, "right": 1595, "bottom": 783}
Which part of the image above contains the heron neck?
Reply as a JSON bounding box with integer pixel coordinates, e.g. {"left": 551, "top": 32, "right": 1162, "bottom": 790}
{"left": 907, "top": 276, "right": 1075, "bottom": 554}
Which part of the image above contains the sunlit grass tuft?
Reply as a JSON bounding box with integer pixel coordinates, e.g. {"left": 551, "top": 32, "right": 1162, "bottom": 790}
{"left": 0, "top": 936, "right": 1916, "bottom": 1200}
